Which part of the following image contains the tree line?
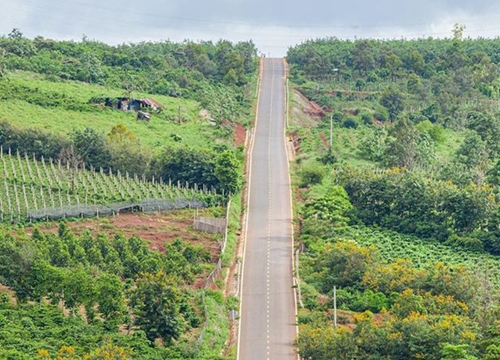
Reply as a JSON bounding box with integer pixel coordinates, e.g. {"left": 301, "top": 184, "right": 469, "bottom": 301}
{"left": 0, "top": 28, "right": 257, "bottom": 99}
{"left": 0, "top": 121, "right": 243, "bottom": 196}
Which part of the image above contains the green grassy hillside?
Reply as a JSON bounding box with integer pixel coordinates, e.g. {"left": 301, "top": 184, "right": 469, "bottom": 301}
{"left": 0, "top": 72, "right": 217, "bottom": 150}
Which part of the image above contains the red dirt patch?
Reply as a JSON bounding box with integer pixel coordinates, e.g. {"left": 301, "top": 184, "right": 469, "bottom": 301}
{"left": 296, "top": 90, "right": 325, "bottom": 119}
{"left": 34, "top": 211, "right": 222, "bottom": 261}
{"left": 319, "top": 132, "right": 329, "bottom": 149}
{"left": 233, "top": 123, "right": 247, "bottom": 147}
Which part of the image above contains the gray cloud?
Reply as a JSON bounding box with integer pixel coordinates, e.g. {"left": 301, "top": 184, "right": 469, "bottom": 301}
{"left": 2, "top": 0, "right": 500, "bottom": 56}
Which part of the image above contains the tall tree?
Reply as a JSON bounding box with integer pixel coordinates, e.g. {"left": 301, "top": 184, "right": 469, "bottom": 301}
{"left": 380, "top": 87, "right": 405, "bottom": 122}
{"left": 130, "top": 271, "right": 185, "bottom": 343}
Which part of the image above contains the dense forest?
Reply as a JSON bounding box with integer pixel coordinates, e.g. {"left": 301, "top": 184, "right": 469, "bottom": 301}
{"left": 288, "top": 27, "right": 500, "bottom": 360}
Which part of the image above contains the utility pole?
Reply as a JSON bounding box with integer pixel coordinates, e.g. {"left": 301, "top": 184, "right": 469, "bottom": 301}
{"left": 330, "top": 113, "right": 333, "bottom": 149}
{"left": 333, "top": 285, "right": 337, "bottom": 330}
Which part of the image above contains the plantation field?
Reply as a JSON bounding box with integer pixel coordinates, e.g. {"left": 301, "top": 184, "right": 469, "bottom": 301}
{"left": 333, "top": 225, "right": 500, "bottom": 286}
{"left": 0, "top": 72, "right": 219, "bottom": 150}
{"left": 0, "top": 149, "right": 221, "bottom": 223}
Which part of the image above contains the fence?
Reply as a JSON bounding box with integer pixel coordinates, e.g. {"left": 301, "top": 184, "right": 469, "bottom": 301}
{"left": 194, "top": 217, "right": 227, "bottom": 235}
{"left": 295, "top": 245, "right": 305, "bottom": 309}
{"left": 26, "top": 198, "right": 205, "bottom": 222}
{"left": 202, "top": 200, "right": 231, "bottom": 288}
{"left": 196, "top": 199, "right": 231, "bottom": 346}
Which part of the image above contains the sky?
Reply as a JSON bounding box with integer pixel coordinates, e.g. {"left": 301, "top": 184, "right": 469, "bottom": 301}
{"left": 2, "top": 0, "right": 500, "bottom": 56}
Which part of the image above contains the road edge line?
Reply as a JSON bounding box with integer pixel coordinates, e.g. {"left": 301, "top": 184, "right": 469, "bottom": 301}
{"left": 236, "top": 55, "right": 263, "bottom": 360}
{"left": 282, "top": 58, "right": 300, "bottom": 360}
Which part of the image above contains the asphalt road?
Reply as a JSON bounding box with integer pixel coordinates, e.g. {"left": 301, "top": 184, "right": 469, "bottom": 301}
{"left": 238, "top": 58, "right": 296, "bottom": 360}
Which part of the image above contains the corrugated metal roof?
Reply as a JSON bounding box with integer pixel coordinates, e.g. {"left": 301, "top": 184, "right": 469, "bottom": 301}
{"left": 138, "top": 98, "right": 163, "bottom": 109}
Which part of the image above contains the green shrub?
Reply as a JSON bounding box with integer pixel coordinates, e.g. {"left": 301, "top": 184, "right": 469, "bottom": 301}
{"left": 298, "top": 161, "right": 326, "bottom": 187}
{"left": 350, "top": 290, "right": 389, "bottom": 313}
{"left": 445, "top": 234, "right": 484, "bottom": 252}
{"left": 361, "top": 112, "right": 373, "bottom": 125}
{"left": 343, "top": 116, "right": 359, "bottom": 129}
{"left": 374, "top": 106, "right": 389, "bottom": 122}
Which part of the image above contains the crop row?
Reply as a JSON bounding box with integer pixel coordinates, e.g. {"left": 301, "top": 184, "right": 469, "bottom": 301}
{"left": 0, "top": 148, "right": 220, "bottom": 222}
{"left": 334, "top": 225, "right": 500, "bottom": 286}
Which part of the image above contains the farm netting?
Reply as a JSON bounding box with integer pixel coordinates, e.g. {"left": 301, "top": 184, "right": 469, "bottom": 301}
{"left": 26, "top": 198, "right": 205, "bottom": 221}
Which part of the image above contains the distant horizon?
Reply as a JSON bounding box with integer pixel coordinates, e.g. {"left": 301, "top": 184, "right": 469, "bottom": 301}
{"left": 4, "top": 0, "right": 500, "bottom": 57}
{"left": 5, "top": 28, "right": 500, "bottom": 59}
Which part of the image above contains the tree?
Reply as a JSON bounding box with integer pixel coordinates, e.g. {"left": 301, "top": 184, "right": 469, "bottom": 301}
{"left": 454, "top": 132, "right": 489, "bottom": 183}
{"left": 355, "top": 78, "right": 366, "bottom": 91}
{"left": 130, "top": 271, "right": 185, "bottom": 343}
{"left": 484, "top": 344, "right": 500, "bottom": 360}
{"left": 0, "top": 238, "right": 38, "bottom": 302}
{"left": 0, "top": 48, "right": 6, "bottom": 78}
{"left": 223, "top": 68, "right": 239, "bottom": 86}
{"left": 4, "top": 28, "right": 36, "bottom": 57}
{"left": 384, "top": 118, "right": 422, "bottom": 168}
{"left": 298, "top": 161, "right": 326, "bottom": 187}
{"left": 407, "top": 49, "right": 425, "bottom": 75}
{"left": 157, "top": 146, "right": 217, "bottom": 189}
{"left": 79, "top": 52, "right": 105, "bottom": 84}
{"left": 407, "top": 74, "right": 425, "bottom": 98}
{"left": 96, "top": 274, "right": 127, "bottom": 329}
{"left": 84, "top": 342, "right": 130, "bottom": 360}
{"left": 358, "top": 127, "right": 388, "bottom": 162}
{"left": 107, "top": 124, "right": 136, "bottom": 144}
{"left": 440, "top": 343, "right": 478, "bottom": 360}
{"left": 317, "top": 241, "right": 379, "bottom": 291}
{"left": 452, "top": 23, "right": 466, "bottom": 41}
{"left": 298, "top": 326, "right": 356, "bottom": 360}
{"left": 58, "top": 145, "right": 84, "bottom": 191}
{"left": 62, "top": 267, "right": 94, "bottom": 314}
{"left": 214, "top": 150, "right": 242, "bottom": 194}
{"left": 107, "top": 124, "right": 151, "bottom": 176}
{"left": 71, "top": 128, "right": 112, "bottom": 171}
{"left": 380, "top": 87, "right": 405, "bottom": 121}
{"left": 385, "top": 53, "right": 402, "bottom": 81}
{"left": 466, "top": 111, "right": 500, "bottom": 157}
{"left": 352, "top": 40, "right": 376, "bottom": 73}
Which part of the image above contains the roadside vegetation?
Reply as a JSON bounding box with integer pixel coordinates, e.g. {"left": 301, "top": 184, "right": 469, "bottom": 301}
{"left": 288, "top": 26, "right": 500, "bottom": 359}
{"left": 0, "top": 29, "right": 252, "bottom": 359}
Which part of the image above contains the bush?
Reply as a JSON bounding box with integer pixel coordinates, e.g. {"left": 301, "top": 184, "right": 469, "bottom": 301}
{"left": 332, "top": 111, "right": 343, "bottom": 123}
{"left": 416, "top": 120, "right": 446, "bottom": 144}
{"left": 361, "top": 112, "right": 373, "bottom": 125}
{"left": 445, "top": 234, "right": 484, "bottom": 252}
{"left": 343, "top": 116, "right": 359, "bottom": 129}
{"left": 298, "top": 161, "right": 326, "bottom": 187}
{"left": 350, "top": 290, "right": 389, "bottom": 313}
{"left": 374, "top": 106, "right": 389, "bottom": 122}
{"left": 300, "top": 282, "right": 321, "bottom": 310}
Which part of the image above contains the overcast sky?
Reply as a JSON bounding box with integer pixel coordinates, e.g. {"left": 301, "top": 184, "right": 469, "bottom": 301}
{"left": 2, "top": 0, "right": 500, "bottom": 56}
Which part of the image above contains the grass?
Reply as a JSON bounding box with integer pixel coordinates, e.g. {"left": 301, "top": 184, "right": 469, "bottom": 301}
{"left": 0, "top": 71, "right": 223, "bottom": 151}
{"left": 434, "top": 127, "right": 466, "bottom": 162}
{"left": 197, "top": 290, "right": 230, "bottom": 357}
{"left": 222, "top": 192, "right": 242, "bottom": 267}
